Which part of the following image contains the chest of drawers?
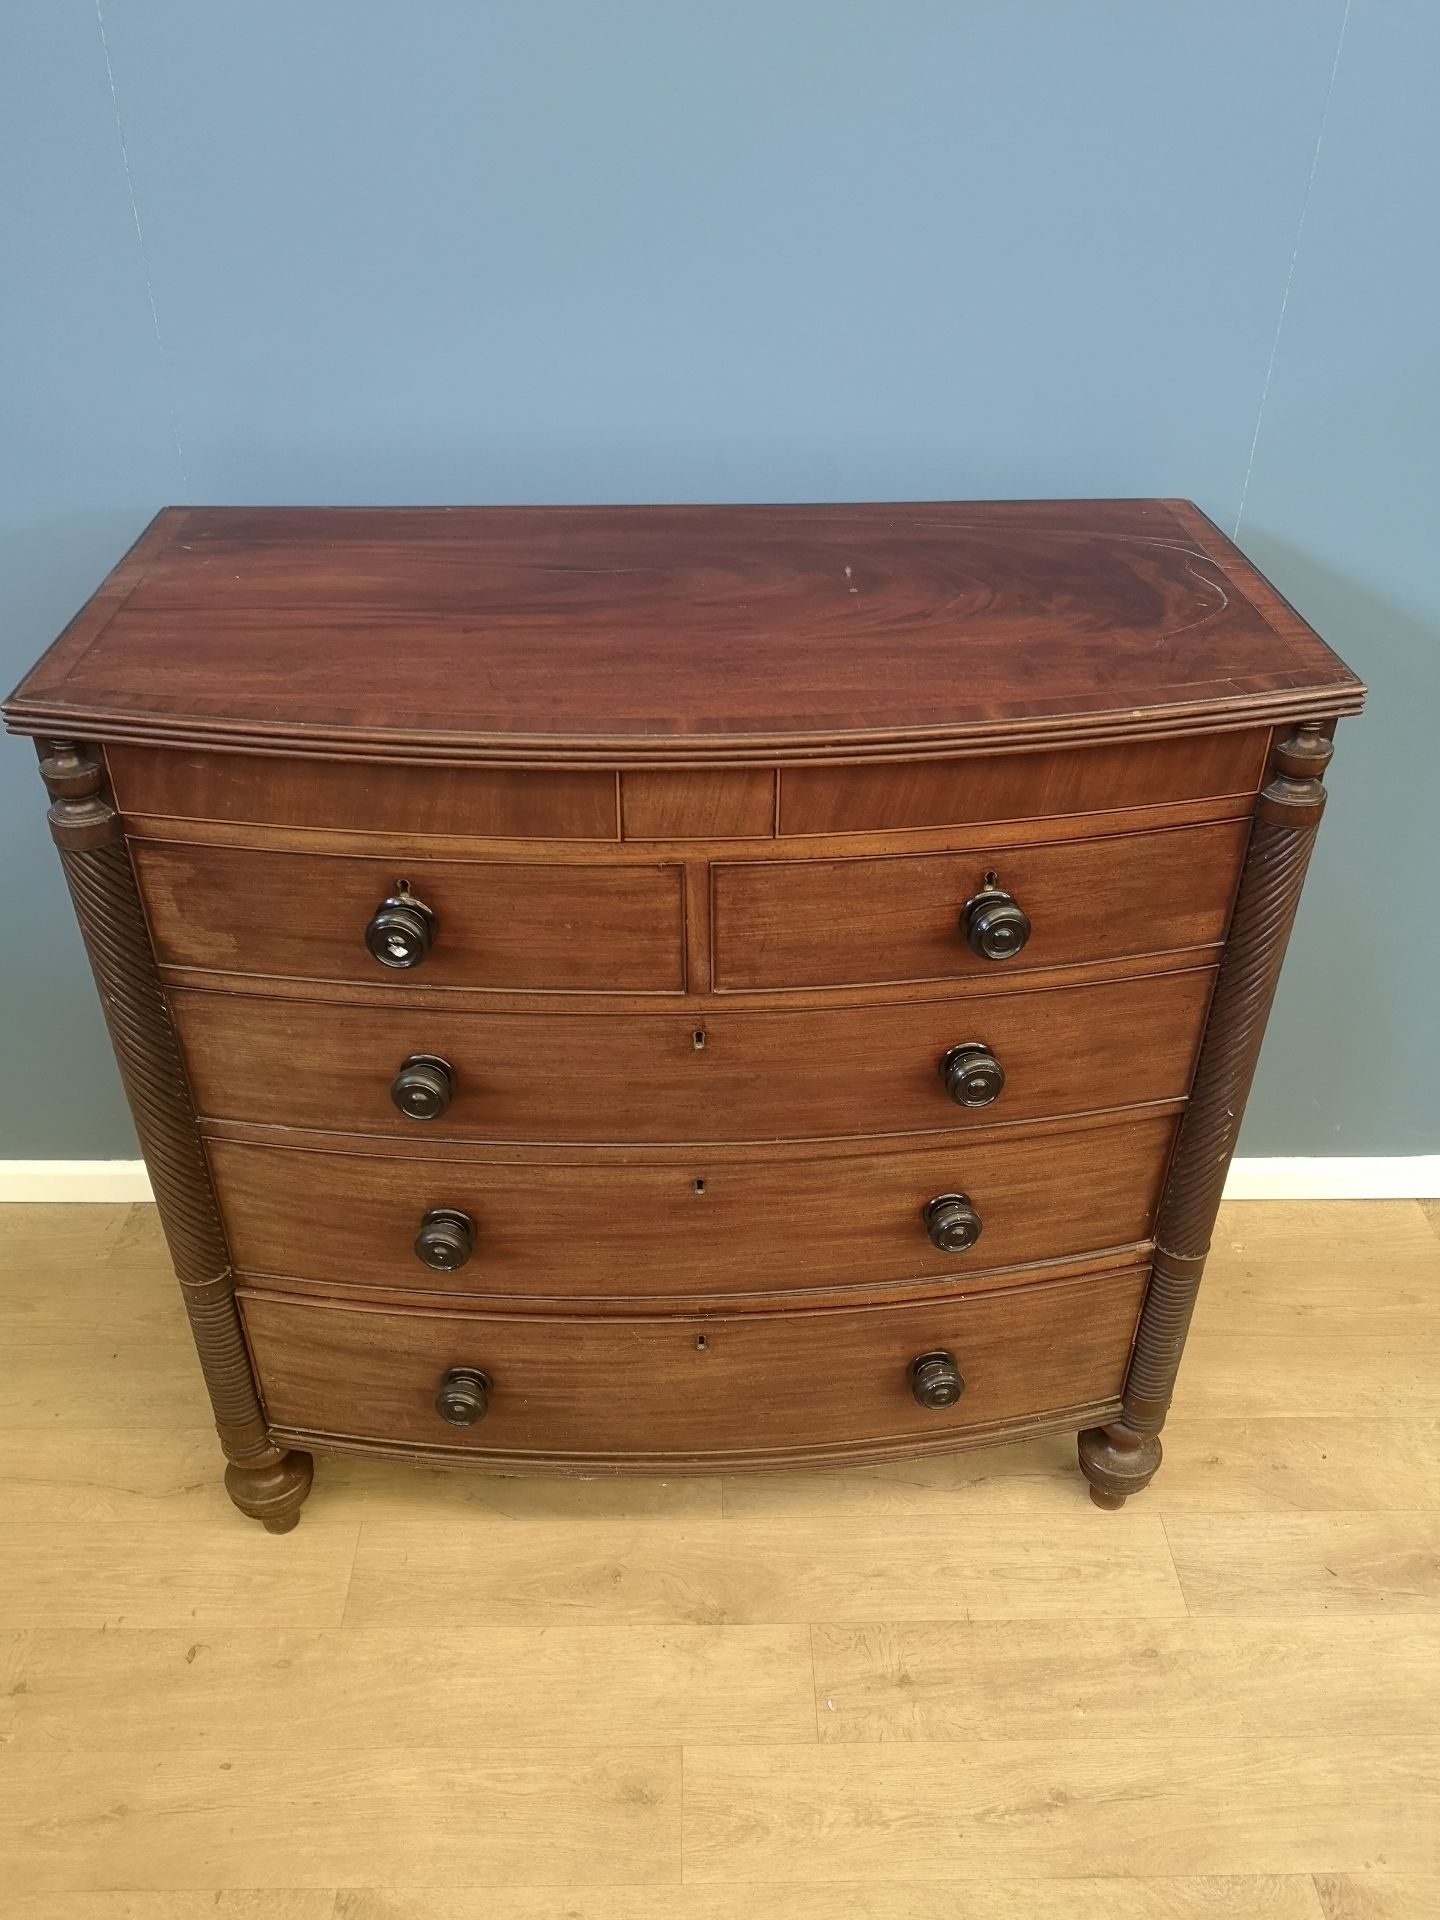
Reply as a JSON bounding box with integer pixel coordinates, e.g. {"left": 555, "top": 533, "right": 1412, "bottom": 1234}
{"left": 4, "top": 500, "right": 1364, "bottom": 1528}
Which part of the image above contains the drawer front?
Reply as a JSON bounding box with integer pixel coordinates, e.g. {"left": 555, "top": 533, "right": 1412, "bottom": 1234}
{"left": 209, "top": 1112, "right": 1174, "bottom": 1301}
{"left": 778, "top": 729, "right": 1268, "bottom": 836}
{"left": 108, "top": 746, "right": 620, "bottom": 840}
{"left": 241, "top": 1267, "right": 1147, "bottom": 1460}
{"left": 711, "top": 818, "right": 1249, "bottom": 991}
{"left": 176, "top": 968, "right": 1214, "bottom": 1144}
{"left": 132, "top": 842, "right": 686, "bottom": 992}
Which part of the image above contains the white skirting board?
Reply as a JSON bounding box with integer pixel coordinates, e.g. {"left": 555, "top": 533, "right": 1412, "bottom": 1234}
{"left": 0, "top": 1156, "right": 1438, "bottom": 1204}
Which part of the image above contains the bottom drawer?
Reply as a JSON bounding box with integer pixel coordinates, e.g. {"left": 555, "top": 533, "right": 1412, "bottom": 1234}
{"left": 241, "top": 1267, "right": 1147, "bottom": 1466}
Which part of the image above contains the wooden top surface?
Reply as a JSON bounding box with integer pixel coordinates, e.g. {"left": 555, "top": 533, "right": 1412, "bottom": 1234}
{"left": 4, "top": 500, "right": 1363, "bottom": 766}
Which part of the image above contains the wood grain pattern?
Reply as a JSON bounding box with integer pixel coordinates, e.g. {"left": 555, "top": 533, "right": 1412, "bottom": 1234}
{"left": 711, "top": 818, "right": 1248, "bottom": 990}
{"left": 209, "top": 1114, "right": 1175, "bottom": 1300}
{"left": 1194, "top": 1201, "right": 1440, "bottom": 1337}
{"left": 1165, "top": 1514, "right": 1440, "bottom": 1615}
{"left": 343, "top": 1508, "right": 1185, "bottom": 1626}
{"left": 9, "top": 1624, "right": 815, "bottom": 1749}
{"left": 2, "top": 502, "right": 1363, "bottom": 762}
{"left": 171, "top": 967, "right": 1216, "bottom": 1144}
{"left": 0, "top": 1883, "right": 1335, "bottom": 1920}
{"left": 330, "top": 1883, "right": 1330, "bottom": 1920}
{"left": 239, "top": 1269, "right": 1146, "bottom": 1460}
{"left": 132, "top": 839, "right": 687, "bottom": 992}
{"left": 779, "top": 728, "right": 1268, "bottom": 834}
{"left": 0, "top": 1513, "right": 360, "bottom": 1629}
{"left": 1172, "top": 1336, "right": 1440, "bottom": 1419}
{"left": 810, "top": 1617, "right": 1440, "bottom": 1741}
{"left": 0, "top": 1747, "right": 681, "bottom": 1891}
{"left": 622, "top": 768, "right": 776, "bottom": 839}
{"left": 1314, "top": 1878, "right": 1440, "bottom": 1920}
{"left": 108, "top": 745, "right": 620, "bottom": 838}
{"left": 1145, "top": 1419, "right": 1440, "bottom": 1512}
{"left": 5, "top": 1901, "right": 340, "bottom": 1920}
{"left": 679, "top": 1741, "right": 1439, "bottom": 1881}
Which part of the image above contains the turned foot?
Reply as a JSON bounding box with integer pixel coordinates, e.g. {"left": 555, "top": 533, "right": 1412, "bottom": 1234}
{"left": 224, "top": 1448, "right": 314, "bottom": 1531}
{"left": 1078, "top": 1422, "right": 1162, "bottom": 1509}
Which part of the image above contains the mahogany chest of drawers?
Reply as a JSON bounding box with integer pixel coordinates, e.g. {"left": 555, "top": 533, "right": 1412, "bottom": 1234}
{"left": 4, "top": 501, "right": 1364, "bottom": 1529}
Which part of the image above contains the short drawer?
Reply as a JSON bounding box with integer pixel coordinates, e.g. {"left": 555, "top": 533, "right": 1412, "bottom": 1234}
{"left": 711, "top": 818, "right": 1249, "bottom": 991}
{"left": 132, "top": 841, "right": 686, "bottom": 992}
{"left": 108, "top": 746, "right": 620, "bottom": 840}
{"left": 241, "top": 1266, "right": 1148, "bottom": 1461}
{"left": 175, "top": 968, "right": 1214, "bottom": 1143}
{"left": 209, "top": 1110, "right": 1174, "bottom": 1301}
{"left": 778, "top": 729, "right": 1268, "bottom": 835}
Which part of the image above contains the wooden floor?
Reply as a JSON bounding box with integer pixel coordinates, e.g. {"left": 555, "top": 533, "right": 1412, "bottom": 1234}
{"left": 1, "top": 1200, "right": 1438, "bottom": 1918}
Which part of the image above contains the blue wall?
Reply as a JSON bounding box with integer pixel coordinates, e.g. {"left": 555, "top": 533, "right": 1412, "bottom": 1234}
{"left": 3, "top": 1, "right": 1435, "bottom": 1157}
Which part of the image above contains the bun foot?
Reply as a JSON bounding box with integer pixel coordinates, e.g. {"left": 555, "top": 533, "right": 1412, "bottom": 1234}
{"left": 224, "top": 1448, "right": 314, "bottom": 1531}
{"left": 1078, "top": 1422, "right": 1162, "bottom": 1509}
{"left": 1088, "top": 1484, "right": 1129, "bottom": 1511}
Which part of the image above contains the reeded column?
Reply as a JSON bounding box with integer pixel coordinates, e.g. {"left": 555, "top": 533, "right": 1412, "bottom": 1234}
{"left": 38, "top": 739, "right": 313, "bottom": 1531}
{"left": 1079, "top": 721, "right": 1335, "bottom": 1508}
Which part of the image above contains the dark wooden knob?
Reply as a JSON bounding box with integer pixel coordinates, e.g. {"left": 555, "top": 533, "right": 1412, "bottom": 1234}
{"left": 391, "top": 1054, "right": 454, "bottom": 1120}
{"left": 909, "top": 1349, "right": 965, "bottom": 1409}
{"left": 924, "top": 1192, "right": 983, "bottom": 1253}
{"left": 939, "top": 1042, "right": 1005, "bottom": 1108}
{"left": 414, "top": 1207, "right": 475, "bottom": 1272}
{"left": 435, "top": 1365, "right": 491, "bottom": 1426}
{"left": 366, "top": 889, "right": 437, "bottom": 969}
{"left": 960, "top": 884, "right": 1030, "bottom": 961}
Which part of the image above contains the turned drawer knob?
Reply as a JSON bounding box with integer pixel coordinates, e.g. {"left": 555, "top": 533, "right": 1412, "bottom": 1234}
{"left": 924, "top": 1192, "right": 983, "bottom": 1253}
{"left": 414, "top": 1207, "right": 475, "bottom": 1272}
{"left": 391, "top": 1054, "right": 454, "bottom": 1120}
{"left": 435, "top": 1365, "right": 491, "bottom": 1426}
{"left": 366, "top": 887, "right": 437, "bottom": 969}
{"left": 939, "top": 1042, "right": 1005, "bottom": 1108}
{"left": 960, "top": 880, "right": 1030, "bottom": 961}
{"left": 909, "top": 1349, "right": 965, "bottom": 1409}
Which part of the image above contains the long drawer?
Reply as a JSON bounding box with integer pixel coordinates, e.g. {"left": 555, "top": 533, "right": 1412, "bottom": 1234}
{"left": 710, "top": 818, "right": 1249, "bottom": 990}
{"left": 241, "top": 1266, "right": 1147, "bottom": 1462}
{"left": 208, "top": 1111, "right": 1174, "bottom": 1301}
{"left": 131, "top": 841, "right": 687, "bottom": 992}
{"left": 175, "top": 968, "right": 1213, "bottom": 1144}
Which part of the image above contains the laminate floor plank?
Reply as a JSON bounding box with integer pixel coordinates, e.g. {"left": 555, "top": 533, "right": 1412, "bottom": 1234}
{"left": 0, "top": 1516, "right": 361, "bottom": 1629}
{"left": 0, "top": 1338, "right": 214, "bottom": 1429}
{"left": 1198, "top": 1203, "right": 1440, "bottom": 1335}
{"left": 0, "top": 1428, "right": 246, "bottom": 1524}
{"left": 0, "top": 1203, "right": 129, "bottom": 1295}
{"left": 9, "top": 1624, "right": 816, "bottom": 1749}
{"left": 4, "top": 1899, "right": 339, "bottom": 1920}
{"left": 1150, "top": 1419, "right": 1440, "bottom": 1513}
{"left": 1171, "top": 1337, "right": 1440, "bottom": 1419}
{"left": 333, "top": 1877, "right": 1329, "bottom": 1917}
{"left": 810, "top": 1618, "right": 1440, "bottom": 1741}
{"left": 344, "top": 1510, "right": 1186, "bottom": 1626}
{"left": 1315, "top": 1876, "right": 1440, "bottom": 1918}
{"left": 1165, "top": 1514, "right": 1440, "bottom": 1615}
{"left": 680, "top": 1739, "right": 1440, "bottom": 1881}
{"left": 0, "top": 1747, "right": 681, "bottom": 1892}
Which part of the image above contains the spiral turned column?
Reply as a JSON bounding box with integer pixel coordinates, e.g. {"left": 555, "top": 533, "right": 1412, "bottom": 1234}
{"left": 1079, "top": 721, "right": 1337, "bottom": 1509}
{"left": 38, "top": 739, "right": 313, "bottom": 1532}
